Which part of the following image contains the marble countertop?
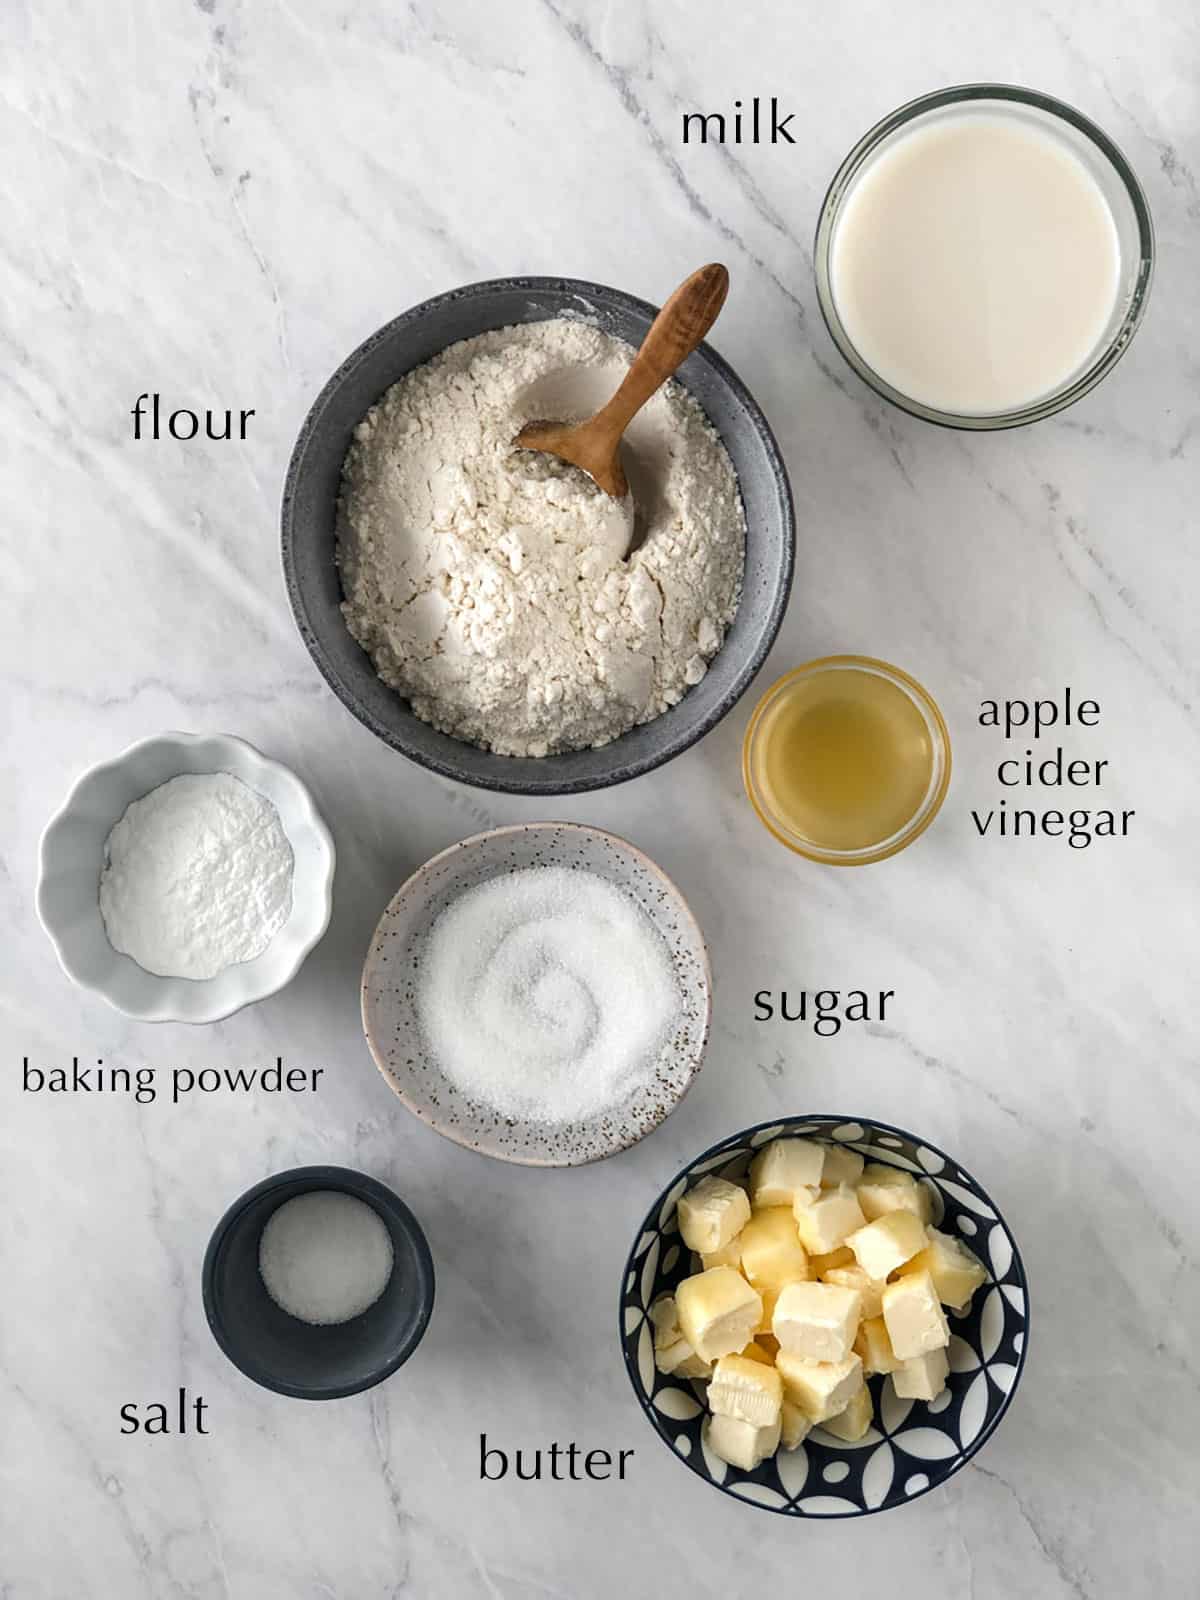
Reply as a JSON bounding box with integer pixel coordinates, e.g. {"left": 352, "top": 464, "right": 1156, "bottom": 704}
{"left": 3, "top": 1, "right": 1198, "bottom": 1594}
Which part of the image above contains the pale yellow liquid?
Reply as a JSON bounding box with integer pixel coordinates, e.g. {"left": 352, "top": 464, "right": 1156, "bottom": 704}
{"left": 755, "top": 669, "right": 935, "bottom": 852}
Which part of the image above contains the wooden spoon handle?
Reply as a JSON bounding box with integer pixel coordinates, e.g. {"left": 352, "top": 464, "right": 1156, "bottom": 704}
{"left": 591, "top": 263, "right": 729, "bottom": 442}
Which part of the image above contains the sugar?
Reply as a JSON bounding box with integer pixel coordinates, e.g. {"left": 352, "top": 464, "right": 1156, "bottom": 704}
{"left": 415, "top": 866, "right": 681, "bottom": 1125}
{"left": 258, "top": 1191, "right": 394, "bottom": 1326}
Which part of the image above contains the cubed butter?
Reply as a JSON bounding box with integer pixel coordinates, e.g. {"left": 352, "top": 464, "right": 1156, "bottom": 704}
{"left": 780, "top": 1400, "right": 813, "bottom": 1451}
{"left": 822, "top": 1382, "right": 874, "bottom": 1442}
{"left": 847, "top": 1210, "right": 928, "bottom": 1280}
{"left": 749, "top": 1138, "right": 826, "bottom": 1208}
{"left": 704, "top": 1412, "right": 781, "bottom": 1471}
{"left": 738, "top": 1207, "right": 810, "bottom": 1290}
{"left": 708, "top": 1354, "right": 784, "bottom": 1427}
{"left": 793, "top": 1186, "right": 867, "bottom": 1255}
{"left": 755, "top": 1287, "right": 781, "bottom": 1336}
{"left": 649, "top": 1294, "right": 712, "bottom": 1378}
{"left": 892, "top": 1345, "right": 950, "bottom": 1402}
{"left": 854, "top": 1314, "right": 900, "bottom": 1375}
{"left": 856, "top": 1162, "right": 934, "bottom": 1224}
{"left": 676, "top": 1267, "right": 763, "bottom": 1362}
{"left": 655, "top": 1338, "right": 712, "bottom": 1379}
{"left": 773, "top": 1280, "right": 862, "bottom": 1362}
{"left": 822, "top": 1264, "right": 885, "bottom": 1319}
{"left": 820, "top": 1144, "right": 866, "bottom": 1188}
{"left": 677, "top": 1176, "right": 751, "bottom": 1255}
{"left": 897, "top": 1228, "right": 988, "bottom": 1313}
{"left": 808, "top": 1245, "right": 855, "bottom": 1276}
{"left": 881, "top": 1269, "right": 950, "bottom": 1360}
{"left": 776, "top": 1351, "right": 864, "bottom": 1423}
{"left": 700, "top": 1237, "right": 744, "bottom": 1272}
{"left": 740, "top": 1340, "right": 775, "bottom": 1366}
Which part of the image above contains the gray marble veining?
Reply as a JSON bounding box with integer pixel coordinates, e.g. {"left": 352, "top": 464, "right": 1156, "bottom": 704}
{"left": 2, "top": 0, "right": 1199, "bottom": 1594}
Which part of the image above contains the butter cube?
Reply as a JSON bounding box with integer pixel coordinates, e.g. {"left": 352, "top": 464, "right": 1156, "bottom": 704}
{"left": 740, "top": 1340, "right": 775, "bottom": 1366}
{"left": 738, "top": 1207, "right": 810, "bottom": 1290}
{"left": 780, "top": 1399, "right": 813, "bottom": 1451}
{"left": 892, "top": 1345, "right": 950, "bottom": 1402}
{"left": 773, "top": 1280, "right": 862, "bottom": 1362}
{"left": 749, "top": 1138, "right": 826, "bottom": 1208}
{"left": 677, "top": 1176, "right": 751, "bottom": 1255}
{"left": 808, "top": 1245, "right": 855, "bottom": 1276}
{"left": 882, "top": 1269, "right": 950, "bottom": 1360}
{"left": 820, "top": 1144, "right": 865, "bottom": 1188}
{"left": 776, "top": 1351, "right": 864, "bottom": 1423}
{"left": 676, "top": 1267, "right": 762, "bottom": 1362}
{"left": 793, "top": 1186, "right": 867, "bottom": 1255}
{"left": 655, "top": 1339, "right": 712, "bottom": 1379}
{"left": 704, "top": 1412, "right": 781, "bottom": 1471}
{"left": 700, "top": 1237, "right": 744, "bottom": 1272}
{"left": 847, "top": 1210, "right": 928, "bottom": 1280}
{"left": 897, "top": 1228, "right": 988, "bottom": 1313}
{"left": 856, "top": 1163, "right": 934, "bottom": 1224}
{"left": 854, "top": 1315, "right": 900, "bottom": 1375}
{"left": 822, "top": 1264, "right": 885, "bottom": 1319}
{"left": 649, "top": 1294, "right": 712, "bottom": 1379}
{"left": 755, "top": 1288, "right": 780, "bottom": 1336}
{"left": 822, "top": 1383, "right": 874, "bottom": 1442}
{"left": 708, "top": 1354, "right": 783, "bottom": 1427}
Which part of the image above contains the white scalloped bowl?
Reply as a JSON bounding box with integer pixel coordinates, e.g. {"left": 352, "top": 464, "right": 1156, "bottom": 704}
{"left": 37, "top": 733, "right": 335, "bottom": 1024}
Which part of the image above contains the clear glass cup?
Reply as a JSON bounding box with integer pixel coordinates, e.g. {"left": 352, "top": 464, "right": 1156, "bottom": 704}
{"left": 814, "top": 84, "right": 1155, "bottom": 430}
{"left": 742, "top": 656, "right": 951, "bottom": 865}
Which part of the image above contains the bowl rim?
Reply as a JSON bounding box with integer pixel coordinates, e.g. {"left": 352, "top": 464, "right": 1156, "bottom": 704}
{"left": 813, "top": 82, "right": 1156, "bottom": 430}
{"left": 280, "top": 273, "right": 796, "bottom": 795}
{"left": 360, "top": 820, "right": 713, "bottom": 1167}
{"left": 35, "top": 731, "right": 336, "bottom": 1024}
{"left": 619, "top": 1112, "right": 1030, "bottom": 1518}
{"left": 201, "top": 1164, "right": 436, "bottom": 1401}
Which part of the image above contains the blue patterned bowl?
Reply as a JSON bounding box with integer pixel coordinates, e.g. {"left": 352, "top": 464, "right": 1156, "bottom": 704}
{"left": 619, "top": 1115, "right": 1028, "bottom": 1517}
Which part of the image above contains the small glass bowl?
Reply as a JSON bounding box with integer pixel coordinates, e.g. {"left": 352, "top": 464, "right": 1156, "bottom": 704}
{"left": 742, "top": 656, "right": 951, "bottom": 865}
{"left": 814, "top": 84, "right": 1155, "bottom": 430}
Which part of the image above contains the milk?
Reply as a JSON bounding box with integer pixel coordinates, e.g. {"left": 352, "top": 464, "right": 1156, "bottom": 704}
{"left": 829, "top": 113, "right": 1122, "bottom": 415}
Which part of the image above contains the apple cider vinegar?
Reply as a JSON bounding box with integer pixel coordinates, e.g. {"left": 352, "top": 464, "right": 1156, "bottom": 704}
{"left": 742, "top": 657, "right": 950, "bottom": 864}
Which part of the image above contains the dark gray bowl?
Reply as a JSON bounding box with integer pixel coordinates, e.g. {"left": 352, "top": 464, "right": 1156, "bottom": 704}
{"left": 202, "top": 1166, "right": 434, "bottom": 1400}
{"left": 281, "top": 276, "right": 795, "bottom": 795}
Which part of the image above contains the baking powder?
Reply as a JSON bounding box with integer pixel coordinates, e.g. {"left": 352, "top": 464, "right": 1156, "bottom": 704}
{"left": 98, "top": 773, "right": 293, "bottom": 980}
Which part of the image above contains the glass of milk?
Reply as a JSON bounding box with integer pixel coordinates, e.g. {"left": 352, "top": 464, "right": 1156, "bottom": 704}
{"left": 815, "top": 84, "right": 1154, "bottom": 428}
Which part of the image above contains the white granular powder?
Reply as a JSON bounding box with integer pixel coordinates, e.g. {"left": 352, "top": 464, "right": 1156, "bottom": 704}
{"left": 415, "top": 866, "right": 681, "bottom": 1125}
{"left": 259, "top": 1191, "right": 394, "bottom": 1326}
{"left": 337, "top": 318, "right": 745, "bottom": 757}
{"left": 98, "top": 773, "right": 293, "bottom": 980}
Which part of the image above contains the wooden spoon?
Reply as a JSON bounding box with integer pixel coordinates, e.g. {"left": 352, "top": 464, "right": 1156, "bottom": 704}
{"left": 514, "top": 263, "right": 730, "bottom": 536}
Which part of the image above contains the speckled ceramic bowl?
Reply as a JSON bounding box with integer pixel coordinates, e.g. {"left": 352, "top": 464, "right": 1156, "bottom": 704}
{"left": 282, "top": 275, "right": 795, "bottom": 795}
{"left": 621, "top": 1116, "right": 1028, "bottom": 1517}
{"left": 360, "top": 823, "right": 711, "bottom": 1165}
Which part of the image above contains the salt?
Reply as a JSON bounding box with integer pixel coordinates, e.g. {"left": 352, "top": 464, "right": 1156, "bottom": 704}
{"left": 415, "top": 866, "right": 681, "bottom": 1126}
{"left": 258, "top": 1191, "right": 394, "bottom": 1326}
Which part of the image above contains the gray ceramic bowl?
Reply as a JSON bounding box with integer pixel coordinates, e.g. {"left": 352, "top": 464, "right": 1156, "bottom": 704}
{"left": 203, "top": 1166, "right": 434, "bottom": 1400}
{"left": 282, "top": 276, "right": 795, "bottom": 795}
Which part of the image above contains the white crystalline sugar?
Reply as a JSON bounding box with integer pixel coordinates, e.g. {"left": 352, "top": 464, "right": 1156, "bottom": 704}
{"left": 258, "top": 1191, "right": 395, "bottom": 1326}
{"left": 98, "top": 772, "right": 294, "bottom": 980}
{"left": 336, "top": 317, "right": 745, "bottom": 757}
{"left": 415, "top": 866, "right": 681, "bottom": 1125}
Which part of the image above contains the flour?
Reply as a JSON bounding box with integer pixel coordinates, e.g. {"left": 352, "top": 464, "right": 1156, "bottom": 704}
{"left": 99, "top": 773, "right": 294, "bottom": 980}
{"left": 337, "top": 318, "right": 746, "bottom": 757}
